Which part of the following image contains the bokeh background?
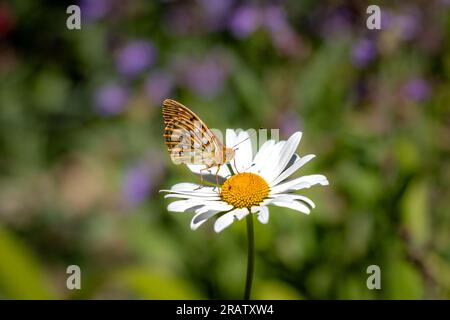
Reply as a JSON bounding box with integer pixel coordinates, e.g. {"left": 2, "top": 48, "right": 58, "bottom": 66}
{"left": 0, "top": 0, "right": 449, "bottom": 299}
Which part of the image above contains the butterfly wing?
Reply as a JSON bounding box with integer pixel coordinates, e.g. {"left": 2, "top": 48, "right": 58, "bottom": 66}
{"left": 162, "top": 99, "right": 224, "bottom": 166}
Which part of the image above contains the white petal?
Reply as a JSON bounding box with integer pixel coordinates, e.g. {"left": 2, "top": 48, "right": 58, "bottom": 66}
{"left": 161, "top": 190, "right": 219, "bottom": 199}
{"left": 170, "top": 182, "right": 203, "bottom": 191}
{"left": 270, "top": 154, "right": 316, "bottom": 187}
{"left": 233, "top": 131, "right": 253, "bottom": 172}
{"left": 214, "top": 211, "right": 237, "bottom": 233}
{"left": 251, "top": 140, "right": 276, "bottom": 172}
{"left": 167, "top": 200, "right": 204, "bottom": 213}
{"left": 267, "top": 132, "right": 302, "bottom": 184}
{"left": 225, "top": 129, "right": 238, "bottom": 149}
{"left": 271, "top": 200, "right": 311, "bottom": 215}
{"left": 164, "top": 194, "right": 220, "bottom": 201}
{"left": 257, "top": 141, "right": 286, "bottom": 181}
{"left": 194, "top": 201, "right": 233, "bottom": 213}
{"left": 269, "top": 194, "right": 316, "bottom": 209}
{"left": 259, "top": 198, "right": 274, "bottom": 207}
{"left": 169, "top": 183, "right": 217, "bottom": 193}
{"left": 190, "top": 210, "right": 221, "bottom": 230}
{"left": 233, "top": 207, "right": 249, "bottom": 220}
{"left": 187, "top": 164, "right": 231, "bottom": 180}
{"left": 270, "top": 174, "right": 329, "bottom": 194}
{"left": 255, "top": 205, "right": 269, "bottom": 224}
{"left": 160, "top": 183, "right": 219, "bottom": 196}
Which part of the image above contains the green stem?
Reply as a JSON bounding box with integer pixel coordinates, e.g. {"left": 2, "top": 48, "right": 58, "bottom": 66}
{"left": 226, "top": 163, "right": 235, "bottom": 176}
{"left": 244, "top": 213, "right": 254, "bottom": 300}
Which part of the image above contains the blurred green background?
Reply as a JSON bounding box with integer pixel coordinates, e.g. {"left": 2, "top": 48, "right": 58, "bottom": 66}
{"left": 0, "top": 0, "right": 449, "bottom": 299}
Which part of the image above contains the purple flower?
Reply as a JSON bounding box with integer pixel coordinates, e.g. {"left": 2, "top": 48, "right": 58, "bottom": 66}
{"left": 395, "top": 12, "right": 421, "bottom": 41}
{"left": 186, "top": 61, "right": 226, "bottom": 98}
{"left": 122, "top": 165, "right": 152, "bottom": 207}
{"left": 122, "top": 158, "right": 164, "bottom": 207}
{"left": 381, "top": 10, "right": 393, "bottom": 29}
{"left": 263, "top": 6, "right": 301, "bottom": 56}
{"left": 165, "top": 6, "right": 197, "bottom": 36}
{"left": 351, "top": 38, "right": 377, "bottom": 68}
{"left": 95, "top": 83, "right": 129, "bottom": 116}
{"left": 229, "top": 6, "right": 261, "bottom": 38}
{"left": 145, "top": 71, "right": 174, "bottom": 105}
{"left": 263, "top": 6, "right": 289, "bottom": 34}
{"left": 79, "top": 0, "right": 111, "bottom": 21}
{"left": 175, "top": 53, "right": 229, "bottom": 98}
{"left": 383, "top": 9, "right": 421, "bottom": 41}
{"left": 115, "top": 40, "right": 156, "bottom": 77}
{"left": 402, "top": 78, "right": 431, "bottom": 102}
{"left": 199, "top": 0, "right": 231, "bottom": 16}
{"left": 319, "top": 7, "right": 354, "bottom": 39}
{"left": 277, "top": 110, "right": 302, "bottom": 137}
{"left": 199, "top": 0, "right": 233, "bottom": 30}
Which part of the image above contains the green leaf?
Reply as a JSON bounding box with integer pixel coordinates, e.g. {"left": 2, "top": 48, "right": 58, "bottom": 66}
{"left": 114, "top": 266, "right": 203, "bottom": 299}
{"left": 0, "top": 226, "right": 55, "bottom": 299}
{"left": 253, "top": 280, "right": 303, "bottom": 300}
{"left": 32, "top": 70, "right": 70, "bottom": 112}
{"left": 337, "top": 275, "right": 375, "bottom": 300}
{"left": 394, "top": 137, "right": 421, "bottom": 173}
{"left": 384, "top": 259, "right": 424, "bottom": 299}
{"left": 401, "top": 179, "right": 430, "bottom": 246}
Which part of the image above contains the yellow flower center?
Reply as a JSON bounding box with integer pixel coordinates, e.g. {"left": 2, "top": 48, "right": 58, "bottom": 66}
{"left": 220, "top": 173, "right": 269, "bottom": 208}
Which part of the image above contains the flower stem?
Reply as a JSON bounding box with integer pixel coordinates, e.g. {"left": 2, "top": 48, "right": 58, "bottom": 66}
{"left": 244, "top": 213, "right": 254, "bottom": 300}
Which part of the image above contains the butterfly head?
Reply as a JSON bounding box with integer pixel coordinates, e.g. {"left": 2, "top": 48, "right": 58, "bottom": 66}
{"left": 224, "top": 147, "right": 235, "bottom": 163}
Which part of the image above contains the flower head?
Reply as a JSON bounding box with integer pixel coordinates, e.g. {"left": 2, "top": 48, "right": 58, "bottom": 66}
{"left": 198, "top": 0, "right": 233, "bottom": 31}
{"left": 115, "top": 40, "right": 156, "bottom": 77}
{"left": 161, "top": 130, "right": 329, "bottom": 232}
{"left": 351, "top": 38, "right": 377, "bottom": 68}
{"left": 94, "top": 83, "right": 129, "bottom": 116}
{"left": 79, "top": 0, "right": 111, "bottom": 22}
{"left": 144, "top": 70, "right": 175, "bottom": 105}
{"left": 386, "top": 8, "right": 421, "bottom": 41}
{"left": 402, "top": 77, "right": 431, "bottom": 102}
{"left": 277, "top": 110, "right": 303, "bottom": 137}
{"left": 228, "top": 6, "right": 262, "bottom": 38}
{"left": 123, "top": 164, "right": 153, "bottom": 207}
{"left": 263, "top": 6, "right": 302, "bottom": 56}
{"left": 174, "top": 53, "right": 229, "bottom": 98}
{"left": 123, "top": 157, "right": 164, "bottom": 207}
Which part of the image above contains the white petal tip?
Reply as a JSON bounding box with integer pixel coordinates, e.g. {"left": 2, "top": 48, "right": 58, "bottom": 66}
{"left": 255, "top": 206, "right": 269, "bottom": 224}
{"left": 257, "top": 217, "right": 269, "bottom": 224}
{"left": 190, "top": 222, "right": 204, "bottom": 231}
{"left": 293, "top": 131, "right": 303, "bottom": 139}
{"left": 214, "top": 213, "right": 235, "bottom": 233}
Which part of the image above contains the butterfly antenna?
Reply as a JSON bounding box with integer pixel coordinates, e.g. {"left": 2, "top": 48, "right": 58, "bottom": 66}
{"left": 232, "top": 136, "right": 250, "bottom": 150}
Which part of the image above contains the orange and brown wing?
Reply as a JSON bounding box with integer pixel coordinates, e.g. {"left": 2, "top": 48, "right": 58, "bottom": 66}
{"left": 162, "top": 99, "right": 223, "bottom": 165}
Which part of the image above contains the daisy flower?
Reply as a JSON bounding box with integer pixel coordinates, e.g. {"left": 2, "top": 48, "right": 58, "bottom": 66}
{"left": 161, "top": 129, "right": 329, "bottom": 232}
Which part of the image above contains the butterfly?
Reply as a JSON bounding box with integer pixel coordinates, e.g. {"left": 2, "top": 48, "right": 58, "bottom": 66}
{"left": 162, "top": 99, "right": 236, "bottom": 185}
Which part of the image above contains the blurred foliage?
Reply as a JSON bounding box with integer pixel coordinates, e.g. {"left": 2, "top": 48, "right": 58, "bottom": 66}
{"left": 0, "top": 0, "right": 449, "bottom": 299}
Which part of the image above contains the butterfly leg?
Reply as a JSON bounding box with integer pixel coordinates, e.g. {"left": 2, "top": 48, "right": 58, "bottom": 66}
{"left": 194, "top": 167, "right": 211, "bottom": 190}
{"left": 214, "top": 165, "right": 222, "bottom": 190}
{"left": 233, "top": 157, "right": 240, "bottom": 174}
